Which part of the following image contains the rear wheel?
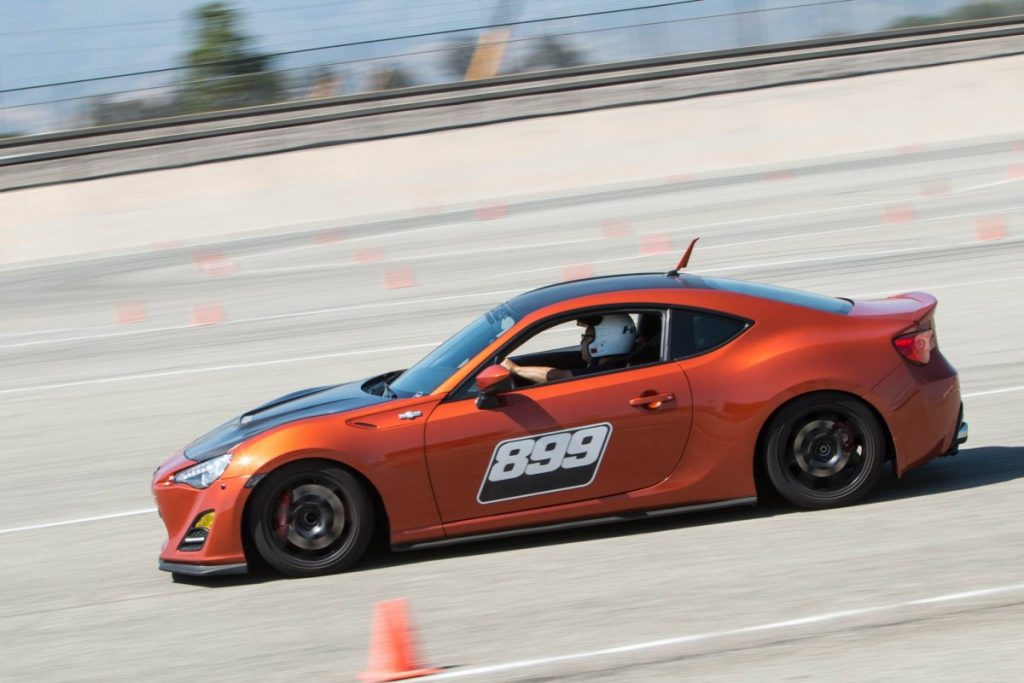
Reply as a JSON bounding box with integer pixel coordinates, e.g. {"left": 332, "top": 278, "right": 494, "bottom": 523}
{"left": 248, "top": 462, "right": 374, "bottom": 577}
{"left": 764, "top": 393, "right": 885, "bottom": 509}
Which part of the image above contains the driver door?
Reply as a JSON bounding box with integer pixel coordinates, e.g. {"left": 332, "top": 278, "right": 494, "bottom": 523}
{"left": 423, "top": 344, "right": 692, "bottom": 524}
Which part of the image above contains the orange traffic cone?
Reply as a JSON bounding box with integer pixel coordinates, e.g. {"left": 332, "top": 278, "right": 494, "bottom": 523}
{"left": 359, "top": 599, "right": 441, "bottom": 682}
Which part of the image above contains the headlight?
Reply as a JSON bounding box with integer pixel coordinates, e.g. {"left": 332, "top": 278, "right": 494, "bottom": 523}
{"left": 173, "top": 453, "right": 232, "bottom": 489}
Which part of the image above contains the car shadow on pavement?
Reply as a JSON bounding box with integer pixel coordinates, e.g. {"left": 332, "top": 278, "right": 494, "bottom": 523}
{"left": 179, "top": 445, "right": 1022, "bottom": 584}
{"left": 357, "top": 445, "right": 1024, "bottom": 572}
{"left": 871, "top": 445, "right": 1024, "bottom": 502}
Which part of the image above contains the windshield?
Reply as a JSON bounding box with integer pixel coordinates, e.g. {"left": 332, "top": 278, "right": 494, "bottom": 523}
{"left": 388, "top": 303, "right": 519, "bottom": 397}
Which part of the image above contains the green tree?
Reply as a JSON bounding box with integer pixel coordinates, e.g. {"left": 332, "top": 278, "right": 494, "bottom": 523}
{"left": 888, "top": 0, "right": 1024, "bottom": 29}
{"left": 441, "top": 38, "right": 478, "bottom": 79}
{"left": 521, "top": 35, "right": 584, "bottom": 72}
{"left": 367, "top": 65, "right": 415, "bottom": 90}
{"left": 178, "top": 2, "right": 282, "bottom": 113}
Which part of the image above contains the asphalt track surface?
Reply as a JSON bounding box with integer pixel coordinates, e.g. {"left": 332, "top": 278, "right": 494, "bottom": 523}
{"left": 1, "top": 137, "right": 1023, "bottom": 681}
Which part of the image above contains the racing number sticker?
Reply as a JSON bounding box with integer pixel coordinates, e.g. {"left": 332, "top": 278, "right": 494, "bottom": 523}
{"left": 477, "top": 423, "right": 612, "bottom": 504}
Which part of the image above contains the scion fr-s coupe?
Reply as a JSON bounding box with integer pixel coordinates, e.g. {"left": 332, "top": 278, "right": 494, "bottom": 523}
{"left": 153, "top": 252, "right": 966, "bottom": 577}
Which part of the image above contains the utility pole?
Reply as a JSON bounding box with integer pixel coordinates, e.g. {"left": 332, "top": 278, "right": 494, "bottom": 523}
{"left": 463, "top": 0, "right": 523, "bottom": 80}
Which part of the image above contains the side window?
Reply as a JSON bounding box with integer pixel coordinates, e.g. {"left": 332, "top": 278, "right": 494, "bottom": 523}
{"left": 455, "top": 309, "right": 667, "bottom": 399}
{"left": 511, "top": 320, "right": 582, "bottom": 360}
{"left": 669, "top": 308, "right": 748, "bottom": 360}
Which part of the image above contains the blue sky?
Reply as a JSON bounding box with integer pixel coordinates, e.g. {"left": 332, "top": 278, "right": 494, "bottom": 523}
{"left": 0, "top": 0, "right": 970, "bottom": 132}
{"left": 0, "top": 1, "right": 971, "bottom": 87}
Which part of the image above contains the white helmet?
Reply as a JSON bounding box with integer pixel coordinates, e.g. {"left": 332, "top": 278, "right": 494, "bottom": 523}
{"left": 585, "top": 314, "right": 636, "bottom": 358}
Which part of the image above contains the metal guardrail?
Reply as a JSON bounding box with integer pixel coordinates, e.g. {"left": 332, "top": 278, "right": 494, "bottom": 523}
{"left": 1, "top": 16, "right": 1022, "bottom": 191}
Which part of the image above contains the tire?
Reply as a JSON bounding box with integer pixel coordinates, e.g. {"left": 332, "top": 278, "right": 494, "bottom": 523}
{"left": 764, "top": 393, "right": 886, "bottom": 509}
{"left": 248, "top": 462, "right": 375, "bottom": 577}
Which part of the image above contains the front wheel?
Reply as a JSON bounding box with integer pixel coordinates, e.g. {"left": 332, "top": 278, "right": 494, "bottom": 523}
{"left": 248, "top": 462, "right": 375, "bottom": 577}
{"left": 764, "top": 393, "right": 886, "bottom": 509}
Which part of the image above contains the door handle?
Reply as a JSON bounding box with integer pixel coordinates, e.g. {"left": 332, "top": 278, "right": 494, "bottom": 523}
{"left": 628, "top": 393, "right": 675, "bottom": 409}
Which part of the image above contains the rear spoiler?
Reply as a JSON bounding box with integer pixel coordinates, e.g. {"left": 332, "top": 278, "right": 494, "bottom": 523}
{"left": 850, "top": 291, "right": 937, "bottom": 322}
{"left": 888, "top": 291, "right": 938, "bottom": 321}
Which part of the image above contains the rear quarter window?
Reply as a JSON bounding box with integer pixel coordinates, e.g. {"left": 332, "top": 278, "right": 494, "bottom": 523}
{"left": 670, "top": 308, "right": 749, "bottom": 359}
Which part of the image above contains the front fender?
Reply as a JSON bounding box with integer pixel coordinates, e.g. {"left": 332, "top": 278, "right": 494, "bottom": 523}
{"left": 228, "top": 397, "right": 445, "bottom": 544}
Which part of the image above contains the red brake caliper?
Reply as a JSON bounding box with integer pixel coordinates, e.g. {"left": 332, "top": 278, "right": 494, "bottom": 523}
{"left": 833, "top": 419, "right": 854, "bottom": 456}
{"left": 274, "top": 492, "right": 292, "bottom": 540}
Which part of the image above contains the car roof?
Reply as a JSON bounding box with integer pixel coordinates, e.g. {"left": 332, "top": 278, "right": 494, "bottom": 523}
{"left": 507, "top": 273, "right": 689, "bottom": 315}
{"left": 506, "top": 272, "right": 853, "bottom": 316}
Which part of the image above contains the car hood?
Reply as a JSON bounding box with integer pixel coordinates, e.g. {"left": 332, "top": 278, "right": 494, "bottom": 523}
{"left": 184, "top": 376, "right": 392, "bottom": 462}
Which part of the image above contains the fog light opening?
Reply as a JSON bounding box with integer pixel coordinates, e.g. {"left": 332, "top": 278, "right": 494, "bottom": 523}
{"left": 178, "top": 510, "right": 215, "bottom": 551}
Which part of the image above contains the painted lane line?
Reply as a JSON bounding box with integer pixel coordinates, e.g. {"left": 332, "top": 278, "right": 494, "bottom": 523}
{"left": 1, "top": 369, "right": 1018, "bottom": 535}
{"left": 418, "top": 582, "right": 1024, "bottom": 680}
{"left": 705, "top": 237, "right": 1024, "bottom": 275}
{"left": 958, "top": 177, "right": 1023, "bottom": 193}
{"left": 240, "top": 192, "right": 1002, "bottom": 274}
{"left": 501, "top": 233, "right": 1024, "bottom": 281}
{"left": 964, "top": 385, "right": 1024, "bottom": 398}
{"left": 475, "top": 210, "right": 1024, "bottom": 280}
{"left": 9, "top": 191, "right": 1024, "bottom": 348}
{"left": 848, "top": 272, "right": 1024, "bottom": 299}
{"left": 242, "top": 200, "right": 1024, "bottom": 280}
{"left": 0, "top": 325, "right": 88, "bottom": 339}
{"left": 0, "top": 289, "right": 523, "bottom": 351}
{"left": 696, "top": 202, "right": 1024, "bottom": 253}
{"left": 244, "top": 236, "right": 611, "bottom": 276}
{"left": 9, "top": 248, "right": 1021, "bottom": 354}
{"left": 10, "top": 199, "right": 1023, "bottom": 351}
{"left": 0, "top": 342, "right": 438, "bottom": 396}
{"left": 235, "top": 169, "right": 1023, "bottom": 264}
{"left": 0, "top": 508, "right": 156, "bottom": 536}
{"left": 4, "top": 251, "right": 1023, "bottom": 396}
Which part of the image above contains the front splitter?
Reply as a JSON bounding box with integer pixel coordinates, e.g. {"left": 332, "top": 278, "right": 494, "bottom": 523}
{"left": 159, "top": 560, "right": 248, "bottom": 576}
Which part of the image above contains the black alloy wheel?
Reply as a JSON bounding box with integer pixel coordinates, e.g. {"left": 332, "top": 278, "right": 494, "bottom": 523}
{"left": 248, "top": 462, "right": 374, "bottom": 577}
{"left": 764, "top": 393, "right": 886, "bottom": 509}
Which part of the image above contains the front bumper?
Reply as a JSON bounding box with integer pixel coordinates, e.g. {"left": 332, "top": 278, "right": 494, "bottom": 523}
{"left": 152, "top": 452, "right": 252, "bottom": 572}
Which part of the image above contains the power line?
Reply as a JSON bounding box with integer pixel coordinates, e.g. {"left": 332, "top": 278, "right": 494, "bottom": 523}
{"left": 5, "top": 0, "right": 856, "bottom": 108}
{"left": 0, "top": 1, "right": 429, "bottom": 36}
{"left": 0, "top": 5, "right": 490, "bottom": 59}
{"left": 2, "top": 0, "right": 712, "bottom": 92}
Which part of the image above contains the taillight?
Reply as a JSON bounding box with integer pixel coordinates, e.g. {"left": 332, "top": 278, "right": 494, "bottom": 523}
{"left": 893, "top": 329, "right": 934, "bottom": 365}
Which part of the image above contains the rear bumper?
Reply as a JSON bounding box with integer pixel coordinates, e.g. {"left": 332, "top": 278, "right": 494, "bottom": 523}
{"left": 872, "top": 352, "right": 962, "bottom": 475}
{"left": 941, "top": 408, "right": 969, "bottom": 457}
{"left": 958, "top": 420, "right": 970, "bottom": 444}
{"left": 160, "top": 560, "right": 248, "bottom": 576}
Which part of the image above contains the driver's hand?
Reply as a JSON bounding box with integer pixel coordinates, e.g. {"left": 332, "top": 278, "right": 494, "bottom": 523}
{"left": 500, "top": 358, "right": 517, "bottom": 373}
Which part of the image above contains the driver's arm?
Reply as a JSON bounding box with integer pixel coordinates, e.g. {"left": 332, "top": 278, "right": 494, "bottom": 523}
{"left": 501, "top": 358, "right": 571, "bottom": 383}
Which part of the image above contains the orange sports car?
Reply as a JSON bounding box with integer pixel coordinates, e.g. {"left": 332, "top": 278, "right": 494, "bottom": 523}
{"left": 153, "top": 257, "right": 966, "bottom": 577}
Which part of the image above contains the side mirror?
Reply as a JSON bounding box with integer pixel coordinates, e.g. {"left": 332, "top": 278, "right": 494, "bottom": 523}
{"left": 475, "top": 364, "right": 512, "bottom": 409}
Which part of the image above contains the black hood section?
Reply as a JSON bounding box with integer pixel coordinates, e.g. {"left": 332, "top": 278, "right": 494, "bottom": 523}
{"left": 184, "top": 376, "right": 392, "bottom": 462}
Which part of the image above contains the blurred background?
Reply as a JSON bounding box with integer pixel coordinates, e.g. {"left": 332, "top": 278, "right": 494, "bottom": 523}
{"left": 1, "top": 1, "right": 1023, "bottom": 681}
{"left": 2, "top": 0, "right": 1023, "bottom": 134}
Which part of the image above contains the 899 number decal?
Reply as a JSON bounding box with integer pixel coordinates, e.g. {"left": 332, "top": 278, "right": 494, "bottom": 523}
{"left": 477, "top": 423, "right": 612, "bottom": 504}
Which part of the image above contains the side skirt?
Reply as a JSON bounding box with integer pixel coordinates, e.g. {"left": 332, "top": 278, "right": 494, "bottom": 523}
{"left": 393, "top": 497, "right": 757, "bottom": 552}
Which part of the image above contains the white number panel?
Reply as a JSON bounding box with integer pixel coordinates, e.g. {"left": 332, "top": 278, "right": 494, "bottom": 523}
{"left": 477, "top": 423, "right": 612, "bottom": 504}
